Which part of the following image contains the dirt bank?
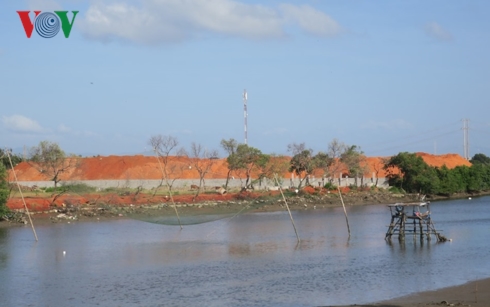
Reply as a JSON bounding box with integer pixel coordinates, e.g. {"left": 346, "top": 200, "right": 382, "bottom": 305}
{"left": 4, "top": 187, "right": 487, "bottom": 227}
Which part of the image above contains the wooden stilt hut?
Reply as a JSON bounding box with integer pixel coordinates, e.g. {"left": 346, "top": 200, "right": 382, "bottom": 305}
{"left": 385, "top": 202, "right": 448, "bottom": 242}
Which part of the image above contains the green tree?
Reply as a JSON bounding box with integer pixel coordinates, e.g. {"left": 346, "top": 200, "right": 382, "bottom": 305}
{"left": 435, "top": 165, "right": 461, "bottom": 196}
{"left": 220, "top": 138, "right": 239, "bottom": 189}
{"left": 384, "top": 152, "right": 439, "bottom": 194}
{"left": 288, "top": 143, "right": 315, "bottom": 189}
{"left": 0, "top": 163, "right": 9, "bottom": 218}
{"left": 340, "top": 145, "right": 369, "bottom": 187}
{"left": 470, "top": 153, "right": 490, "bottom": 166}
{"left": 261, "top": 154, "right": 290, "bottom": 186}
{"left": 468, "top": 163, "right": 490, "bottom": 192}
{"left": 29, "top": 141, "right": 77, "bottom": 188}
{"left": 228, "top": 144, "right": 268, "bottom": 189}
{"left": 0, "top": 148, "right": 23, "bottom": 169}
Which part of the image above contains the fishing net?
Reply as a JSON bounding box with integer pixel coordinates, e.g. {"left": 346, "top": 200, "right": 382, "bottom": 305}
{"left": 126, "top": 202, "right": 267, "bottom": 226}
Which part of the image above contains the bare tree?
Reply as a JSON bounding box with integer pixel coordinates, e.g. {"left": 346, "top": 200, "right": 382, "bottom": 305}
{"left": 148, "top": 134, "right": 185, "bottom": 229}
{"left": 326, "top": 139, "right": 348, "bottom": 184}
{"left": 29, "top": 141, "right": 77, "bottom": 188}
{"left": 186, "top": 142, "right": 219, "bottom": 201}
{"left": 148, "top": 135, "right": 181, "bottom": 198}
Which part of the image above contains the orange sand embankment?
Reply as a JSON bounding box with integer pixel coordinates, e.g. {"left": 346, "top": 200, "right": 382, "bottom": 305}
{"left": 9, "top": 153, "right": 471, "bottom": 182}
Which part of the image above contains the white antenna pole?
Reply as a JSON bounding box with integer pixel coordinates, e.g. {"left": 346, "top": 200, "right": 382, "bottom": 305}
{"left": 243, "top": 89, "right": 248, "bottom": 145}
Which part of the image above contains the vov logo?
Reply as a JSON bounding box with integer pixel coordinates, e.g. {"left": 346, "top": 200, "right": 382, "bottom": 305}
{"left": 17, "top": 11, "right": 79, "bottom": 38}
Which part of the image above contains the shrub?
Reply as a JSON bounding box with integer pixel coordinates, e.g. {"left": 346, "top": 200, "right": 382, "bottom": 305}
{"left": 388, "top": 186, "right": 405, "bottom": 194}
{"left": 0, "top": 164, "right": 10, "bottom": 218}
{"left": 348, "top": 184, "right": 359, "bottom": 191}
{"left": 323, "top": 182, "right": 337, "bottom": 190}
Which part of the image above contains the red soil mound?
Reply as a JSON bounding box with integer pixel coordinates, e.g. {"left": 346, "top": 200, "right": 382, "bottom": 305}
{"left": 416, "top": 152, "right": 471, "bottom": 169}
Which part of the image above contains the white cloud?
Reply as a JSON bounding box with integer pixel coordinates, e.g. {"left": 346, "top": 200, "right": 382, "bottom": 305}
{"left": 425, "top": 22, "right": 452, "bottom": 41}
{"left": 280, "top": 4, "right": 341, "bottom": 37}
{"left": 361, "top": 119, "right": 413, "bottom": 130}
{"left": 58, "top": 123, "right": 72, "bottom": 133}
{"left": 2, "top": 115, "right": 47, "bottom": 133}
{"left": 58, "top": 123, "right": 99, "bottom": 137}
{"left": 78, "top": 0, "right": 341, "bottom": 44}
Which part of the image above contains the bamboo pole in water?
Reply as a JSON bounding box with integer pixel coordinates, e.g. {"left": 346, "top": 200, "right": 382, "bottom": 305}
{"left": 6, "top": 150, "right": 38, "bottom": 241}
{"left": 337, "top": 186, "right": 351, "bottom": 238}
{"left": 275, "top": 174, "right": 300, "bottom": 243}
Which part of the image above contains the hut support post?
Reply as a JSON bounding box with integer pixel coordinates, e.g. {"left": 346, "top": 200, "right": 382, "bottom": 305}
{"left": 385, "top": 216, "right": 396, "bottom": 240}
{"left": 427, "top": 220, "right": 431, "bottom": 241}
{"left": 419, "top": 219, "right": 424, "bottom": 240}
{"left": 399, "top": 213, "right": 405, "bottom": 241}
{"left": 413, "top": 219, "right": 417, "bottom": 238}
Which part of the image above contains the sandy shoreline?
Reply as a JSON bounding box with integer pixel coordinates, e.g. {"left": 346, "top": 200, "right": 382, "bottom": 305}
{"left": 5, "top": 189, "right": 489, "bottom": 226}
{"left": 324, "top": 277, "right": 490, "bottom": 307}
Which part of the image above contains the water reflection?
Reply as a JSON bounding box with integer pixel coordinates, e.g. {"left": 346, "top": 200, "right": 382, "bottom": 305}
{"left": 0, "top": 228, "right": 8, "bottom": 268}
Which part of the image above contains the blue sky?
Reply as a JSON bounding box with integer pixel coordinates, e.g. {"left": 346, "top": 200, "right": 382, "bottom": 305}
{"left": 1, "top": 0, "right": 490, "bottom": 158}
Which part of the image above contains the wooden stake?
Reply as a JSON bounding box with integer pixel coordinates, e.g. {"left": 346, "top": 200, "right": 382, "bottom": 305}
{"left": 475, "top": 282, "right": 478, "bottom": 304}
{"left": 6, "top": 150, "right": 38, "bottom": 241}
{"left": 337, "top": 186, "right": 351, "bottom": 238}
{"left": 275, "top": 174, "right": 300, "bottom": 243}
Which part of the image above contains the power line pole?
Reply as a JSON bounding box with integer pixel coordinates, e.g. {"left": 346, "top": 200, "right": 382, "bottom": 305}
{"left": 463, "top": 118, "right": 470, "bottom": 160}
{"left": 243, "top": 89, "right": 248, "bottom": 145}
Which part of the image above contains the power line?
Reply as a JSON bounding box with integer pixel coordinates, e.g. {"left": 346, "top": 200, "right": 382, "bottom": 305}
{"left": 365, "top": 129, "right": 461, "bottom": 155}
{"left": 365, "top": 120, "right": 461, "bottom": 148}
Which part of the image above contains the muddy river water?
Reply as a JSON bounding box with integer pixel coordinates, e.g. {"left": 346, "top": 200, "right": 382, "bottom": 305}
{"left": 1, "top": 196, "right": 490, "bottom": 306}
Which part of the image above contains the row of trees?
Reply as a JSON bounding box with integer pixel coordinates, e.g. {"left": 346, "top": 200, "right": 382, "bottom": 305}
{"left": 287, "top": 140, "right": 366, "bottom": 189}
{"left": 3, "top": 137, "right": 490, "bottom": 214}
{"left": 0, "top": 137, "right": 372, "bottom": 205}
{"left": 385, "top": 152, "right": 490, "bottom": 195}
{"left": 149, "top": 135, "right": 275, "bottom": 201}
{"left": 148, "top": 135, "right": 368, "bottom": 200}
